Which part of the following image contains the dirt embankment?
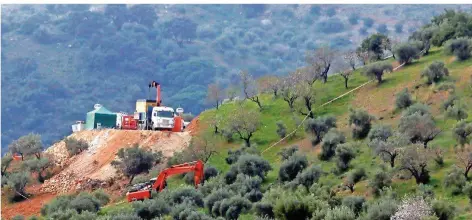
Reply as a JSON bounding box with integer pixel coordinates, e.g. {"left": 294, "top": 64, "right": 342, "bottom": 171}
{"left": 41, "top": 129, "right": 191, "bottom": 193}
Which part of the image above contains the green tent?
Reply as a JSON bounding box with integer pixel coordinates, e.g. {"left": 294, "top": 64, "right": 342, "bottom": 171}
{"left": 85, "top": 106, "right": 117, "bottom": 130}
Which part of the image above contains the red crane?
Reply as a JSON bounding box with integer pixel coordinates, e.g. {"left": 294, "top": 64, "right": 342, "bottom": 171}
{"left": 126, "top": 160, "right": 204, "bottom": 202}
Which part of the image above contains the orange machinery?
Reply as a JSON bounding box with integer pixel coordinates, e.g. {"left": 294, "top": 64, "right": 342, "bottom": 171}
{"left": 126, "top": 160, "right": 204, "bottom": 202}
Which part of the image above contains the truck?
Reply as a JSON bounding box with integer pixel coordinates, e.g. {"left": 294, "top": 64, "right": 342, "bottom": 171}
{"left": 151, "top": 106, "right": 183, "bottom": 131}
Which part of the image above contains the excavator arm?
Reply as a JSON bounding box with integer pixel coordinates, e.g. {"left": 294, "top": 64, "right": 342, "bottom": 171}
{"left": 126, "top": 160, "right": 204, "bottom": 202}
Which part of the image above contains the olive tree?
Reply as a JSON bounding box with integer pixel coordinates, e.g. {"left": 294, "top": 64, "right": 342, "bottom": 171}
{"left": 224, "top": 106, "right": 261, "bottom": 148}
{"left": 335, "top": 142, "right": 357, "bottom": 172}
{"left": 394, "top": 42, "right": 420, "bottom": 65}
{"left": 306, "top": 46, "right": 335, "bottom": 83}
{"left": 343, "top": 50, "right": 357, "bottom": 70}
{"left": 278, "top": 154, "right": 308, "bottom": 182}
{"left": 395, "top": 88, "right": 413, "bottom": 109}
{"left": 363, "top": 61, "right": 393, "bottom": 83}
{"left": 65, "top": 137, "right": 89, "bottom": 156}
{"left": 6, "top": 171, "right": 30, "bottom": 202}
{"left": 296, "top": 82, "right": 315, "bottom": 119}
{"left": 22, "top": 157, "right": 52, "bottom": 183}
{"left": 445, "top": 38, "right": 472, "bottom": 61}
{"left": 320, "top": 129, "right": 346, "bottom": 160}
{"left": 456, "top": 147, "right": 472, "bottom": 180}
{"left": 421, "top": 61, "right": 449, "bottom": 84}
{"left": 305, "top": 115, "right": 337, "bottom": 145}
{"left": 398, "top": 112, "right": 440, "bottom": 148}
{"left": 1, "top": 154, "right": 13, "bottom": 176}
{"left": 8, "top": 133, "right": 43, "bottom": 160}
{"left": 453, "top": 120, "right": 472, "bottom": 147}
{"left": 370, "top": 133, "right": 410, "bottom": 168}
{"left": 398, "top": 145, "right": 431, "bottom": 184}
{"left": 340, "top": 69, "right": 353, "bottom": 89}
{"left": 111, "top": 145, "right": 161, "bottom": 184}
{"left": 258, "top": 75, "right": 281, "bottom": 97}
{"left": 280, "top": 73, "right": 300, "bottom": 110}
{"left": 349, "top": 108, "right": 374, "bottom": 139}
{"left": 206, "top": 83, "right": 223, "bottom": 110}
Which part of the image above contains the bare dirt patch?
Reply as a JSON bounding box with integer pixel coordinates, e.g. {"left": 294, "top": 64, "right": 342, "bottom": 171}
{"left": 1, "top": 184, "right": 56, "bottom": 220}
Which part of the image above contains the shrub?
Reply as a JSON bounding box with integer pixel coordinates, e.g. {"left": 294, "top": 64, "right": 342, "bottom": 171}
{"left": 277, "top": 145, "right": 298, "bottom": 161}
{"left": 205, "top": 189, "right": 233, "bottom": 213}
{"left": 446, "top": 105, "right": 468, "bottom": 121}
{"left": 276, "top": 121, "right": 287, "bottom": 139}
{"left": 369, "top": 170, "right": 392, "bottom": 197}
{"left": 204, "top": 165, "right": 219, "bottom": 181}
{"left": 111, "top": 145, "right": 161, "bottom": 184}
{"left": 199, "top": 176, "right": 226, "bottom": 196}
{"left": 345, "top": 168, "right": 367, "bottom": 193}
{"left": 41, "top": 195, "right": 74, "bottom": 216}
{"left": 320, "top": 129, "right": 346, "bottom": 160}
{"left": 69, "top": 192, "right": 101, "bottom": 213}
{"left": 70, "top": 211, "right": 98, "bottom": 220}
{"left": 278, "top": 154, "right": 308, "bottom": 182}
{"left": 107, "top": 213, "right": 142, "bottom": 220}
{"left": 432, "top": 199, "right": 456, "bottom": 220}
{"left": 273, "top": 196, "right": 313, "bottom": 220}
{"left": 395, "top": 88, "right": 413, "bottom": 109}
{"left": 12, "top": 215, "right": 24, "bottom": 220}
{"left": 225, "top": 145, "right": 259, "bottom": 165}
{"left": 65, "top": 138, "right": 89, "bottom": 156}
{"left": 6, "top": 171, "right": 30, "bottom": 202}
{"left": 402, "top": 103, "right": 431, "bottom": 117}
{"left": 363, "top": 197, "right": 397, "bottom": 220}
{"left": 442, "top": 95, "right": 457, "bottom": 111}
{"left": 228, "top": 174, "right": 263, "bottom": 202}
{"left": 294, "top": 165, "right": 323, "bottom": 188}
{"left": 363, "top": 61, "right": 393, "bottom": 83}
{"left": 170, "top": 187, "right": 204, "bottom": 207}
{"left": 48, "top": 209, "right": 78, "bottom": 220}
{"left": 395, "top": 42, "right": 420, "bottom": 64}
{"left": 421, "top": 61, "right": 449, "bottom": 84}
{"left": 398, "top": 113, "right": 439, "bottom": 148}
{"left": 92, "top": 189, "right": 110, "bottom": 206}
{"left": 453, "top": 120, "right": 472, "bottom": 146}
{"left": 417, "top": 184, "right": 435, "bottom": 199}
{"left": 305, "top": 115, "right": 337, "bottom": 145}
{"left": 216, "top": 195, "right": 252, "bottom": 219}
{"left": 132, "top": 198, "right": 171, "bottom": 220}
{"left": 349, "top": 108, "right": 373, "bottom": 139}
{"left": 254, "top": 202, "right": 275, "bottom": 218}
{"left": 224, "top": 167, "right": 238, "bottom": 184}
{"left": 342, "top": 196, "right": 366, "bottom": 216}
{"left": 325, "top": 205, "right": 356, "bottom": 220}
{"left": 335, "top": 143, "right": 356, "bottom": 172}
{"left": 368, "top": 124, "right": 393, "bottom": 143}
{"left": 463, "top": 183, "right": 472, "bottom": 204}
{"left": 445, "top": 38, "right": 472, "bottom": 61}
{"left": 172, "top": 202, "right": 212, "bottom": 220}
{"left": 233, "top": 154, "right": 272, "bottom": 180}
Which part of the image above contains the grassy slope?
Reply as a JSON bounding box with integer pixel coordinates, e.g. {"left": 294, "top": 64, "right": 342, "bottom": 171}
{"left": 197, "top": 47, "right": 472, "bottom": 219}
{"left": 99, "top": 48, "right": 472, "bottom": 218}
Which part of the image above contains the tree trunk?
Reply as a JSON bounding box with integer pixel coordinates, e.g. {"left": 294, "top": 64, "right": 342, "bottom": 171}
{"left": 35, "top": 153, "right": 41, "bottom": 160}
{"left": 390, "top": 155, "right": 395, "bottom": 168}
{"left": 465, "top": 165, "right": 471, "bottom": 180}
{"left": 129, "top": 175, "right": 135, "bottom": 185}
{"left": 244, "top": 138, "right": 251, "bottom": 148}
{"left": 344, "top": 77, "right": 348, "bottom": 89}
{"left": 348, "top": 185, "right": 354, "bottom": 193}
{"left": 376, "top": 74, "right": 383, "bottom": 83}
{"left": 214, "top": 125, "right": 219, "bottom": 134}
{"left": 304, "top": 97, "right": 314, "bottom": 119}
{"left": 216, "top": 101, "right": 219, "bottom": 110}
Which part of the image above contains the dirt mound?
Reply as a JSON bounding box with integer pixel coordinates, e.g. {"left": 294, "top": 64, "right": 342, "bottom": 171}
{"left": 42, "top": 129, "right": 191, "bottom": 193}
{"left": 185, "top": 116, "right": 200, "bottom": 136}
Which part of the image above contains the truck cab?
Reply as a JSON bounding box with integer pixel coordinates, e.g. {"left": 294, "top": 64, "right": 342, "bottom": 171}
{"left": 151, "top": 106, "right": 176, "bottom": 130}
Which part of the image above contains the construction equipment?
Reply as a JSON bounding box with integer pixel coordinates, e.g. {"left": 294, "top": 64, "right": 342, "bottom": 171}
{"left": 126, "top": 160, "right": 204, "bottom": 202}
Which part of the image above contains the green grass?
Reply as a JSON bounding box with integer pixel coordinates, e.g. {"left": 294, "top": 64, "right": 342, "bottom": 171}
{"left": 103, "top": 47, "right": 472, "bottom": 218}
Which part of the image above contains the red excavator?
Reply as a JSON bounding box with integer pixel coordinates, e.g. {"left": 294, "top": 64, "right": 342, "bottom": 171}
{"left": 126, "top": 160, "right": 204, "bottom": 202}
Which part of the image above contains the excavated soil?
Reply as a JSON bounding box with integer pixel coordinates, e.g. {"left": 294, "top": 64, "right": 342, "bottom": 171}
{"left": 1, "top": 185, "right": 56, "bottom": 220}
{"left": 42, "top": 129, "right": 191, "bottom": 193}
{"left": 185, "top": 116, "right": 200, "bottom": 136}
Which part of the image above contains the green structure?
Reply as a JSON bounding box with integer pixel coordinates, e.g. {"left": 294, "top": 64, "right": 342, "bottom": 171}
{"left": 85, "top": 105, "right": 117, "bottom": 130}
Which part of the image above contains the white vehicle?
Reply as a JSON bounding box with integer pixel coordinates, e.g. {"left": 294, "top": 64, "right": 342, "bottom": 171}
{"left": 151, "top": 106, "right": 176, "bottom": 130}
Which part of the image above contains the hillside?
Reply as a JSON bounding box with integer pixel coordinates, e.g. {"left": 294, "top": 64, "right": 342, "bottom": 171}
{"left": 3, "top": 6, "right": 472, "bottom": 220}
{"left": 3, "top": 4, "right": 472, "bottom": 151}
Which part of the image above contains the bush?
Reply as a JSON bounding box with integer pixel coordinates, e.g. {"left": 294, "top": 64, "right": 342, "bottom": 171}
{"left": 92, "top": 189, "right": 110, "bottom": 206}
{"left": 432, "top": 199, "right": 456, "bottom": 220}
{"left": 395, "top": 88, "right": 413, "bottom": 109}
{"left": 70, "top": 211, "right": 98, "bottom": 220}
{"left": 453, "top": 120, "right": 472, "bottom": 146}
{"left": 320, "top": 129, "right": 346, "bottom": 160}
{"left": 171, "top": 187, "right": 204, "bottom": 207}
{"left": 276, "top": 121, "right": 287, "bottom": 139}
{"left": 442, "top": 95, "right": 458, "bottom": 111}
{"left": 369, "top": 170, "right": 392, "bottom": 197}
{"left": 325, "top": 205, "right": 356, "bottom": 220}
{"left": 446, "top": 105, "right": 468, "bottom": 121}
{"left": 273, "top": 196, "right": 313, "bottom": 220}
{"left": 368, "top": 124, "right": 393, "bottom": 143}
{"left": 335, "top": 143, "right": 356, "bottom": 172}
{"left": 172, "top": 202, "right": 212, "bottom": 220}
{"left": 463, "top": 183, "right": 472, "bottom": 204}
{"left": 12, "top": 215, "right": 25, "bottom": 220}
{"left": 363, "top": 197, "right": 397, "bottom": 220}
{"left": 305, "top": 115, "right": 337, "bottom": 145}
{"left": 132, "top": 198, "right": 171, "bottom": 220}
{"left": 41, "top": 195, "right": 74, "bottom": 216}
{"left": 277, "top": 145, "right": 298, "bottom": 161}
{"left": 228, "top": 174, "right": 263, "bottom": 202}
{"left": 65, "top": 138, "right": 89, "bottom": 156}
{"left": 278, "top": 154, "right": 308, "bottom": 182}
{"left": 254, "top": 202, "right": 275, "bottom": 218}
{"left": 349, "top": 108, "right": 373, "bottom": 139}
{"left": 48, "top": 209, "right": 78, "bottom": 220}
{"left": 215, "top": 195, "right": 252, "bottom": 219}
{"left": 402, "top": 103, "right": 431, "bottom": 117}
{"left": 202, "top": 165, "right": 218, "bottom": 181}
{"left": 342, "top": 196, "right": 366, "bottom": 216}
{"left": 70, "top": 192, "right": 101, "bottom": 213}
{"left": 112, "top": 145, "right": 161, "bottom": 184}
{"left": 107, "top": 213, "right": 142, "bottom": 220}
{"left": 445, "top": 38, "right": 472, "bottom": 61}
{"left": 225, "top": 145, "right": 259, "bottom": 165}
{"left": 421, "top": 61, "right": 449, "bottom": 84}
{"left": 395, "top": 42, "right": 420, "bottom": 64}
{"left": 350, "top": 168, "right": 367, "bottom": 183}
{"left": 417, "top": 184, "right": 435, "bottom": 199}
{"left": 6, "top": 170, "right": 30, "bottom": 202}
{"left": 233, "top": 154, "right": 272, "bottom": 180}
{"left": 205, "top": 189, "right": 232, "bottom": 213}
{"left": 294, "top": 165, "right": 323, "bottom": 188}
{"left": 363, "top": 61, "right": 393, "bottom": 83}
